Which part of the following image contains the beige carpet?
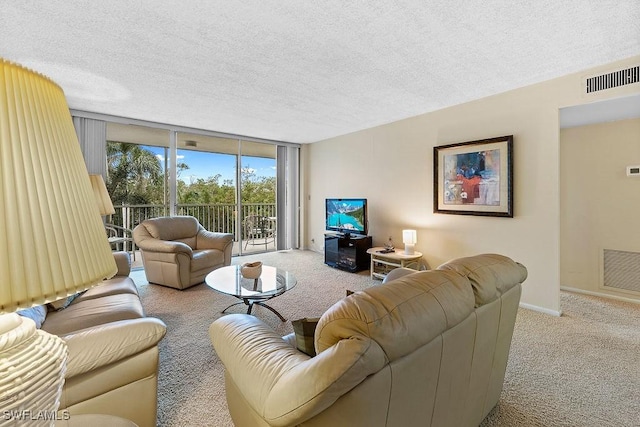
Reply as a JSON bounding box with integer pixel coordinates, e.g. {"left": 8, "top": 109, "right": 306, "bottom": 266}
{"left": 130, "top": 250, "right": 640, "bottom": 427}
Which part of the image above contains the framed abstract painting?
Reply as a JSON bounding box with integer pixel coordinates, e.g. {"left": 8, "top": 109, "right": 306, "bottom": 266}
{"left": 433, "top": 135, "right": 513, "bottom": 217}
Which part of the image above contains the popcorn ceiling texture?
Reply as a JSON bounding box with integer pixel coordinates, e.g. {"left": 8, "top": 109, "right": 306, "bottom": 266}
{"left": 1, "top": 1, "right": 639, "bottom": 143}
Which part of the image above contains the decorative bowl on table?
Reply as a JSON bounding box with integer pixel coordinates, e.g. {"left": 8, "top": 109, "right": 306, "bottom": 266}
{"left": 241, "top": 261, "right": 263, "bottom": 279}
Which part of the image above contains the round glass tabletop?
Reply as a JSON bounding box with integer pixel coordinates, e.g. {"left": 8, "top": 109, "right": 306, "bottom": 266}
{"left": 205, "top": 265, "right": 296, "bottom": 299}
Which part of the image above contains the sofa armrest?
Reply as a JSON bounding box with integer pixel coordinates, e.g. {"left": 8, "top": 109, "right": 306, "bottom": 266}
{"left": 197, "top": 230, "right": 234, "bottom": 265}
{"left": 209, "top": 314, "right": 385, "bottom": 427}
{"left": 382, "top": 267, "right": 416, "bottom": 283}
{"left": 197, "top": 230, "right": 233, "bottom": 251}
{"left": 112, "top": 251, "right": 131, "bottom": 276}
{"left": 62, "top": 317, "right": 167, "bottom": 378}
{"left": 136, "top": 238, "right": 193, "bottom": 255}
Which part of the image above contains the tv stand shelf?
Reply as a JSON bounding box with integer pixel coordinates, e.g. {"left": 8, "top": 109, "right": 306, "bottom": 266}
{"left": 324, "top": 234, "right": 372, "bottom": 273}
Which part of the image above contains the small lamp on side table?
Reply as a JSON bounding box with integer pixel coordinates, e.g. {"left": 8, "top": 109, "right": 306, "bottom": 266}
{"left": 402, "top": 229, "right": 417, "bottom": 255}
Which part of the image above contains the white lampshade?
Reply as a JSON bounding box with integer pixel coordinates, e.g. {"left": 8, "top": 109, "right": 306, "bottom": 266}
{"left": 402, "top": 229, "right": 417, "bottom": 255}
{"left": 0, "top": 58, "right": 117, "bottom": 424}
{"left": 90, "top": 174, "right": 116, "bottom": 216}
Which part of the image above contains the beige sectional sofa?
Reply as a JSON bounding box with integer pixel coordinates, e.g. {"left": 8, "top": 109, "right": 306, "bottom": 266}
{"left": 209, "top": 253, "right": 527, "bottom": 427}
{"left": 37, "top": 252, "right": 166, "bottom": 427}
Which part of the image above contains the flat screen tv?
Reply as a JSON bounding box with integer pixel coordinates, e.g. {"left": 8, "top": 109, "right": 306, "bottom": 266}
{"left": 325, "top": 198, "right": 368, "bottom": 237}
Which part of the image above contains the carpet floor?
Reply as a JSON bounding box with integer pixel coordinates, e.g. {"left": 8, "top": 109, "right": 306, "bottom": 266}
{"left": 130, "top": 250, "right": 640, "bottom": 427}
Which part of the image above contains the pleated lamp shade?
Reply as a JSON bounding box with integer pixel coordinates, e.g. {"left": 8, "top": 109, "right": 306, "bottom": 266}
{"left": 90, "top": 174, "right": 116, "bottom": 216}
{"left": 0, "top": 58, "right": 117, "bottom": 424}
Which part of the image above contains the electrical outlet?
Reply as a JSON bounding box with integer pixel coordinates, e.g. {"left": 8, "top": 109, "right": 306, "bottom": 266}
{"left": 627, "top": 165, "right": 640, "bottom": 176}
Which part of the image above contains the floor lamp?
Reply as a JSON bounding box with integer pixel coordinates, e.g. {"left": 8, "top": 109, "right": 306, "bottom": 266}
{"left": 89, "top": 174, "right": 137, "bottom": 261}
{"left": 0, "top": 59, "right": 117, "bottom": 424}
{"left": 89, "top": 174, "right": 116, "bottom": 218}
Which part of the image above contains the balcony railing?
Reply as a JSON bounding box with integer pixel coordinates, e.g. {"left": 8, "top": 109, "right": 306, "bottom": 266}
{"left": 110, "top": 203, "right": 277, "bottom": 239}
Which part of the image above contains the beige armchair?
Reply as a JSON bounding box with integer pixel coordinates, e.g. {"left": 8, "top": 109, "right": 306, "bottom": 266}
{"left": 133, "top": 216, "right": 233, "bottom": 290}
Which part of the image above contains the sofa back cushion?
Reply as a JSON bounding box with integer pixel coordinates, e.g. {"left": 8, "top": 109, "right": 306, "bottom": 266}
{"left": 315, "top": 269, "right": 475, "bottom": 362}
{"left": 437, "top": 253, "right": 528, "bottom": 307}
{"left": 142, "top": 216, "right": 200, "bottom": 242}
{"left": 42, "top": 293, "right": 144, "bottom": 336}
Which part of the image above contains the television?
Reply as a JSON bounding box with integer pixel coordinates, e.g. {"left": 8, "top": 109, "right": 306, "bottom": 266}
{"left": 325, "top": 198, "right": 368, "bottom": 237}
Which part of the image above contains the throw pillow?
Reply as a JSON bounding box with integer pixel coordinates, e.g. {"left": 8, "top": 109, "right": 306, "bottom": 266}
{"left": 291, "top": 317, "right": 320, "bottom": 357}
{"left": 17, "top": 305, "right": 48, "bottom": 329}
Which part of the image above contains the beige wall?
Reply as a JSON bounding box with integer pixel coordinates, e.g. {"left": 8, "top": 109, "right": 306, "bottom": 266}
{"left": 302, "top": 55, "right": 640, "bottom": 315}
{"left": 560, "top": 118, "right": 640, "bottom": 301}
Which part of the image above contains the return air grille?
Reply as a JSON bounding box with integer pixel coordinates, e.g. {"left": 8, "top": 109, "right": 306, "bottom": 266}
{"left": 603, "top": 249, "right": 640, "bottom": 293}
{"left": 585, "top": 66, "right": 639, "bottom": 93}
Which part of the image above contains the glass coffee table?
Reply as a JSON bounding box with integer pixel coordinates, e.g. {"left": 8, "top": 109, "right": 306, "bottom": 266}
{"left": 205, "top": 265, "right": 296, "bottom": 321}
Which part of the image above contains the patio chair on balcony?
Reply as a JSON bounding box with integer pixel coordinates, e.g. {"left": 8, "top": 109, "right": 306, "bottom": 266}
{"left": 243, "top": 215, "right": 276, "bottom": 250}
{"left": 105, "top": 223, "right": 136, "bottom": 261}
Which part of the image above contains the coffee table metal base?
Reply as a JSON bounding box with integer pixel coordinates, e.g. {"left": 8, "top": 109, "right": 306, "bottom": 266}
{"left": 206, "top": 265, "right": 296, "bottom": 323}
{"left": 221, "top": 298, "right": 287, "bottom": 322}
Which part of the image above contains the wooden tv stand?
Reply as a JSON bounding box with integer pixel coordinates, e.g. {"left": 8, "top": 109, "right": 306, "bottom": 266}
{"left": 324, "top": 233, "right": 372, "bottom": 273}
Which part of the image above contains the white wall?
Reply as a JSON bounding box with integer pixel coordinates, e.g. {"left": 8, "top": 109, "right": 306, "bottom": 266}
{"left": 560, "top": 118, "right": 640, "bottom": 301}
{"left": 302, "top": 55, "right": 640, "bottom": 315}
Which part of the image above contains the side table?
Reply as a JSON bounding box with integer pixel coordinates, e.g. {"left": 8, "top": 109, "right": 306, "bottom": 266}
{"left": 367, "top": 247, "right": 423, "bottom": 280}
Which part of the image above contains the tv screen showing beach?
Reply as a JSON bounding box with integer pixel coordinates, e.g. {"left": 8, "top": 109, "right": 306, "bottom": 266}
{"left": 326, "top": 199, "right": 366, "bottom": 233}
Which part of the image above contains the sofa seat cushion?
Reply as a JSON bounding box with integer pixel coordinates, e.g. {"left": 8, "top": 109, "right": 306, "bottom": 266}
{"left": 74, "top": 277, "right": 139, "bottom": 304}
{"left": 191, "top": 249, "right": 224, "bottom": 272}
{"left": 48, "top": 292, "right": 85, "bottom": 311}
{"left": 41, "top": 293, "right": 144, "bottom": 336}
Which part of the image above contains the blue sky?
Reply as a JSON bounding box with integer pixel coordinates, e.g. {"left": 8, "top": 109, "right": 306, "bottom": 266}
{"left": 144, "top": 146, "right": 275, "bottom": 184}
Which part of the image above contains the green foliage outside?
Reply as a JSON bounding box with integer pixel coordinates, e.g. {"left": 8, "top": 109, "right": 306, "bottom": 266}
{"left": 106, "top": 141, "right": 276, "bottom": 206}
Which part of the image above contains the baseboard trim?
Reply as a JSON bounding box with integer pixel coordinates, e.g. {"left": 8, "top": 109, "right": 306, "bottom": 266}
{"left": 519, "top": 302, "right": 562, "bottom": 317}
{"left": 560, "top": 286, "right": 640, "bottom": 305}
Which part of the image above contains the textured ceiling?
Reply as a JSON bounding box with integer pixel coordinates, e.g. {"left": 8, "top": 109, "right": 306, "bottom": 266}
{"left": 1, "top": 1, "right": 639, "bottom": 143}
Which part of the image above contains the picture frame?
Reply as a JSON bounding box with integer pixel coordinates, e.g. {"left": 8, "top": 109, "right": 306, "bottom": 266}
{"left": 433, "top": 135, "right": 513, "bottom": 217}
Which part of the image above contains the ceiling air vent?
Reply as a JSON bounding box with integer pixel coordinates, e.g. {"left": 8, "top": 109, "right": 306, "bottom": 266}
{"left": 585, "top": 65, "right": 639, "bottom": 94}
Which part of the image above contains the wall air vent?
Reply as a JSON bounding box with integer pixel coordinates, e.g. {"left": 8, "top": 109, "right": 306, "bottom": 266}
{"left": 602, "top": 249, "right": 640, "bottom": 294}
{"left": 585, "top": 65, "right": 639, "bottom": 94}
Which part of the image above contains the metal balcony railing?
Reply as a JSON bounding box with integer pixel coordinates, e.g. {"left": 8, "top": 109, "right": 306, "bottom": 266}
{"left": 110, "top": 203, "right": 277, "bottom": 240}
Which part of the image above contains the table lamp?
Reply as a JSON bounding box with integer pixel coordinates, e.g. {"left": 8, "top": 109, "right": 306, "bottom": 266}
{"left": 0, "top": 59, "right": 117, "bottom": 424}
{"left": 402, "top": 229, "right": 417, "bottom": 255}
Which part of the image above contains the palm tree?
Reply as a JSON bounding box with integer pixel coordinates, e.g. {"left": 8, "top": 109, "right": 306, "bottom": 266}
{"left": 106, "top": 142, "right": 163, "bottom": 204}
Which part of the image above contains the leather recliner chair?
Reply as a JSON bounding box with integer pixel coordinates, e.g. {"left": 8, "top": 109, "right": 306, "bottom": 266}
{"left": 133, "top": 215, "right": 233, "bottom": 290}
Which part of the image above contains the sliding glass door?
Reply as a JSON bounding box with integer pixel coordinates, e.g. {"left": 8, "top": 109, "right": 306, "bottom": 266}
{"left": 175, "top": 134, "right": 239, "bottom": 240}
{"left": 239, "top": 141, "right": 277, "bottom": 253}
{"left": 104, "top": 121, "right": 289, "bottom": 256}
